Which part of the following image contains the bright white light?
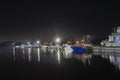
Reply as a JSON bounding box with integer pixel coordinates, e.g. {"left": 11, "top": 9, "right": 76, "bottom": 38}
{"left": 28, "top": 48, "right": 31, "bottom": 62}
{"left": 56, "top": 38, "right": 61, "bottom": 43}
{"left": 57, "top": 50, "right": 60, "bottom": 64}
{"left": 37, "top": 48, "right": 40, "bottom": 62}
{"left": 36, "top": 40, "right": 40, "bottom": 44}
{"left": 22, "top": 49, "right": 25, "bottom": 60}
{"left": 76, "top": 41, "right": 79, "bottom": 44}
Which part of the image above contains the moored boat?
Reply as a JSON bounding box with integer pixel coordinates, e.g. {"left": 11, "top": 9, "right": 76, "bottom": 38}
{"left": 71, "top": 46, "right": 85, "bottom": 54}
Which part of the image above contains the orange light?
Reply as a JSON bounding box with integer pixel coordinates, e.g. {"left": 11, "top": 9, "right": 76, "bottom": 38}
{"left": 67, "top": 41, "right": 72, "bottom": 44}
{"left": 76, "top": 41, "right": 79, "bottom": 44}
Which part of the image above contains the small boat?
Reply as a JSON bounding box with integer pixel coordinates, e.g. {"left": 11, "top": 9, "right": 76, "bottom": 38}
{"left": 71, "top": 46, "right": 85, "bottom": 54}
{"left": 63, "top": 44, "right": 73, "bottom": 53}
{"left": 71, "top": 43, "right": 85, "bottom": 54}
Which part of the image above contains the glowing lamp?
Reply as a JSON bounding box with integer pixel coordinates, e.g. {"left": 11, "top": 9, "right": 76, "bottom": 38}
{"left": 56, "top": 38, "right": 61, "bottom": 43}
{"left": 36, "top": 40, "right": 40, "bottom": 44}
{"left": 76, "top": 41, "right": 79, "bottom": 44}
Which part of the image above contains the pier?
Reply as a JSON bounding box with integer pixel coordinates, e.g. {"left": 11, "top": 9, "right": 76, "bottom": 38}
{"left": 93, "top": 46, "right": 120, "bottom": 53}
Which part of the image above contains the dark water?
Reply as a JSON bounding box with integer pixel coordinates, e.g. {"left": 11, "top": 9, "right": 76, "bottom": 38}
{"left": 0, "top": 47, "right": 120, "bottom": 80}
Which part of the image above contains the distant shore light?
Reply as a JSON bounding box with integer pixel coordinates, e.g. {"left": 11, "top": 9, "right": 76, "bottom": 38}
{"left": 56, "top": 38, "right": 61, "bottom": 43}
{"left": 36, "top": 40, "right": 40, "bottom": 44}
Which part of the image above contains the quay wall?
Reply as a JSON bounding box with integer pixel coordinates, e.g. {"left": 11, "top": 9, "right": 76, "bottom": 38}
{"left": 93, "top": 46, "right": 120, "bottom": 53}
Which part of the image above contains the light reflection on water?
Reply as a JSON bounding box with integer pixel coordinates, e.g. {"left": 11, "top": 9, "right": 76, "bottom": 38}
{"left": 22, "top": 48, "right": 25, "bottom": 60}
{"left": 13, "top": 48, "right": 41, "bottom": 62}
{"left": 12, "top": 47, "right": 120, "bottom": 71}
{"left": 0, "top": 47, "right": 119, "bottom": 79}
{"left": 63, "top": 50, "right": 72, "bottom": 59}
{"left": 101, "top": 54, "right": 120, "bottom": 71}
{"left": 57, "top": 50, "right": 61, "bottom": 64}
{"left": 28, "top": 48, "right": 31, "bottom": 62}
{"left": 12, "top": 47, "right": 73, "bottom": 64}
{"left": 37, "top": 48, "right": 40, "bottom": 62}
{"left": 73, "top": 54, "right": 92, "bottom": 65}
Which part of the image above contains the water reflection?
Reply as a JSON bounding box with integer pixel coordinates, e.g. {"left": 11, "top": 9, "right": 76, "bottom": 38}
{"left": 12, "top": 47, "right": 92, "bottom": 64}
{"left": 22, "top": 48, "right": 25, "bottom": 60}
{"left": 109, "top": 55, "right": 120, "bottom": 70}
{"left": 41, "top": 45, "right": 48, "bottom": 53}
{"left": 37, "top": 48, "right": 40, "bottom": 62}
{"left": 12, "top": 47, "right": 42, "bottom": 62}
{"left": 57, "top": 50, "right": 61, "bottom": 64}
{"left": 28, "top": 48, "right": 31, "bottom": 62}
{"left": 74, "top": 54, "right": 92, "bottom": 65}
{"left": 13, "top": 47, "right": 15, "bottom": 61}
{"left": 49, "top": 48, "right": 54, "bottom": 53}
{"left": 63, "top": 51, "right": 72, "bottom": 59}
{"left": 101, "top": 54, "right": 120, "bottom": 71}
{"left": 1, "top": 47, "right": 120, "bottom": 79}
{"left": 12, "top": 47, "right": 120, "bottom": 70}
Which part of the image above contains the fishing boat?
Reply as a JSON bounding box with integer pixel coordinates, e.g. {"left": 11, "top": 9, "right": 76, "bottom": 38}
{"left": 71, "top": 42, "right": 85, "bottom": 54}
{"left": 71, "top": 46, "right": 85, "bottom": 54}
{"left": 63, "top": 44, "right": 73, "bottom": 53}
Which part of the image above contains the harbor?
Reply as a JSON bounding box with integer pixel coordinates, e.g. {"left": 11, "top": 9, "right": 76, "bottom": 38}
{"left": 93, "top": 46, "right": 120, "bottom": 53}
{"left": 0, "top": 46, "right": 120, "bottom": 79}
{"left": 93, "top": 26, "right": 120, "bottom": 53}
{"left": 1, "top": 1, "right": 120, "bottom": 79}
{"left": 0, "top": 27, "right": 120, "bottom": 79}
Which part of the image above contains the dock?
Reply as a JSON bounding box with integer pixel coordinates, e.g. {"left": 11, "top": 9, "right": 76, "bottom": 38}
{"left": 93, "top": 46, "right": 120, "bottom": 53}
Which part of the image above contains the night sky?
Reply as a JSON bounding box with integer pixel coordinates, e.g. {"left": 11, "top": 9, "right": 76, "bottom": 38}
{"left": 0, "top": 1, "right": 120, "bottom": 42}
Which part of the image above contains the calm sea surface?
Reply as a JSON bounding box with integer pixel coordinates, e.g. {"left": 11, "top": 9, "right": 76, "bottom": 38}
{"left": 0, "top": 47, "right": 120, "bottom": 80}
